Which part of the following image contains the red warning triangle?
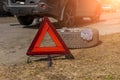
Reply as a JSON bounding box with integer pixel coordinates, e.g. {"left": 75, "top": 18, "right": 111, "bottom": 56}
{"left": 26, "top": 17, "right": 71, "bottom": 56}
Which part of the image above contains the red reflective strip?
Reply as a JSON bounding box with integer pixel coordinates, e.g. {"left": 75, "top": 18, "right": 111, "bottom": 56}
{"left": 34, "top": 23, "right": 49, "bottom": 47}
{"left": 48, "top": 27, "right": 63, "bottom": 47}
{"left": 32, "top": 47, "right": 64, "bottom": 52}
{"left": 26, "top": 17, "right": 71, "bottom": 56}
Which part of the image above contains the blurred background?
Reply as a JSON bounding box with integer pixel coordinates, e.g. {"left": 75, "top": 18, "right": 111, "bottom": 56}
{"left": 101, "top": 0, "right": 120, "bottom": 12}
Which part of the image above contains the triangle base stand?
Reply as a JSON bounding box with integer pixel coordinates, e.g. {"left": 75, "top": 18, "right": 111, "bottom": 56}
{"left": 26, "top": 54, "right": 74, "bottom": 67}
{"left": 26, "top": 17, "right": 74, "bottom": 67}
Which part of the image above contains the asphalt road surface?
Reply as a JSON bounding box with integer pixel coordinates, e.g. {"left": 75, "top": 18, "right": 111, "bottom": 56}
{"left": 0, "top": 12, "right": 120, "bottom": 65}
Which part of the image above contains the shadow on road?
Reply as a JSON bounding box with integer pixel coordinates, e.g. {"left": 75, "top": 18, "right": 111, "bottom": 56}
{"left": 23, "top": 20, "right": 105, "bottom": 29}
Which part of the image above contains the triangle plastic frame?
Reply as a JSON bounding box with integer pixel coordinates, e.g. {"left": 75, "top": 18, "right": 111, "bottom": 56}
{"left": 26, "top": 17, "right": 71, "bottom": 56}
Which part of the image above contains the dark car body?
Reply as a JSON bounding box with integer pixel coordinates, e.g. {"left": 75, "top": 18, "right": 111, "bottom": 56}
{"left": 0, "top": 0, "right": 13, "bottom": 16}
{"left": 5, "top": 0, "right": 67, "bottom": 19}
{"left": 4, "top": 0, "right": 101, "bottom": 26}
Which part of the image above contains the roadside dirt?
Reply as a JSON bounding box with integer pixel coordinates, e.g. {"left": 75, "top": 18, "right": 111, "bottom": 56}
{"left": 1, "top": 33, "right": 120, "bottom": 80}
{"left": 0, "top": 12, "right": 120, "bottom": 80}
{"left": 0, "top": 17, "right": 17, "bottom": 23}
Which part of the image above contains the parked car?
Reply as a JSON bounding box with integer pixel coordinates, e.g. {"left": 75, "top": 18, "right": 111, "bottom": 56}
{"left": 0, "top": 0, "right": 7, "bottom": 16}
{"left": 0, "top": 0, "right": 13, "bottom": 16}
{"left": 102, "top": 4, "right": 116, "bottom": 12}
{"left": 4, "top": 0, "right": 101, "bottom": 26}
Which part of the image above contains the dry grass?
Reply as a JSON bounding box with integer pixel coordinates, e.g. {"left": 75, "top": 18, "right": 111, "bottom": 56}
{"left": 0, "top": 33, "right": 120, "bottom": 80}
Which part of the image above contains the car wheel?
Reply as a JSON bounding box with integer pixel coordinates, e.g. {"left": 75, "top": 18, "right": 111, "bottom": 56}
{"left": 60, "top": 3, "right": 76, "bottom": 27}
{"left": 0, "top": 1, "right": 7, "bottom": 16}
{"left": 58, "top": 28, "right": 99, "bottom": 49}
{"left": 92, "top": 15, "right": 100, "bottom": 22}
{"left": 17, "top": 16, "right": 34, "bottom": 25}
{"left": 92, "top": 13, "right": 100, "bottom": 22}
{"left": 92, "top": 7, "right": 101, "bottom": 22}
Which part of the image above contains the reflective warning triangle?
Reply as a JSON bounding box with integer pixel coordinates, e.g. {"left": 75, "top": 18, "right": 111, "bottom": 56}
{"left": 26, "top": 17, "right": 71, "bottom": 56}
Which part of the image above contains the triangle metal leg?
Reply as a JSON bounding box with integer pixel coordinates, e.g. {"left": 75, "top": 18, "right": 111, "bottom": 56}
{"left": 65, "top": 54, "right": 74, "bottom": 59}
{"left": 47, "top": 55, "right": 52, "bottom": 67}
{"left": 26, "top": 56, "right": 32, "bottom": 63}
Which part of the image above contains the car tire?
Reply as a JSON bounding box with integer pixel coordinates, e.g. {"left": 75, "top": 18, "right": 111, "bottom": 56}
{"left": 92, "top": 15, "right": 100, "bottom": 22}
{"left": 0, "top": 0, "right": 7, "bottom": 16}
{"left": 59, "top": 2, "right": 76, "bottom": 27}
{"left": 58, "top": 28, "right": 99, "bottom": 49}
{"left": 92, "top": 7, "right": 101, "bottom": 22}
{"left": 17, "top": 16, "right": 34, "bottom": 25}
